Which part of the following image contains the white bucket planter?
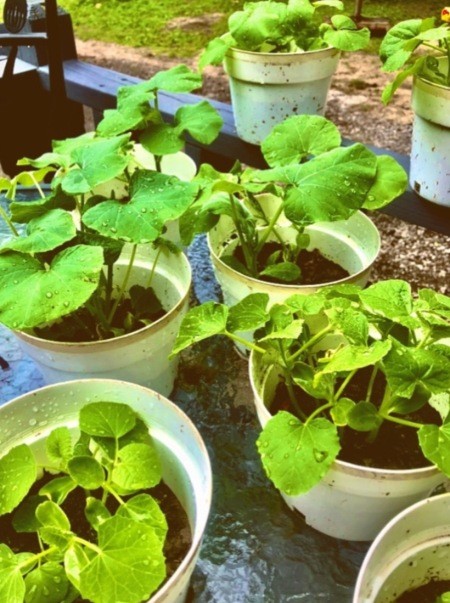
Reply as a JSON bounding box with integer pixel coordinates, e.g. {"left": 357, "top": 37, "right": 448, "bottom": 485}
{"left": 249, "top": 353, "right": 446, "bottom": 541}
{"left": 353, "top": 493, "right": 450, "bottom": 602}
{"left": 410, "top": 66, "right": 450, "bottom": 206}
{"left": 208, "top": 211, "right": 380, "bottom": 309}
{"left": 224, "top": 46, "right": 340, "bottom": 144}
{"left": 15, "top": 248, "right": 191, "bottom": 397}
{"left": 0, "top": 379, "right": 212, "bottom": 603}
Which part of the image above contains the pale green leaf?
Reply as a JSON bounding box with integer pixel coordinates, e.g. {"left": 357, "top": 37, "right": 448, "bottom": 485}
{"left": 171, "top": 301, "right": 228, "bottom": 356}
{"left": 418, "top": 423, "right": 450, "bottom": 476}
{"left": 175, "top": 101, "right": 223, "bottom": 145}
{"left": 0, "top": 245, "right": 104, "bottom": 329}
{"left": 363, "top": 155, "right": 408, "bottom": 210}
{"left": 199, "top": 36, "right": 233, "bottom": 69}
{"left": 257, "top": 412, "right": 340, "bottom": 495}
{"left": 359, "top": 280, "right": 413, "bottom": 319}
{"left": 324, "top": 17, "right": 370, "bottom": 51}
{"left": 226, "top": 293, "right": 269, "bottom": 333}
{"left": 24, "top": 562, "right": 70, "bottom": 603}
{"left": 117, "top": 494, "right": 168, "bottom": 543}
{"left": 39, "top": 477, "right": 76, "bottom": 506}
{"left": 46, "top": 427, "right": 73, "bottom": 469}
{"left": 79, "top": 402, "right": 138, "bottom": 439}
{"left": 67, "top": 456, "right": 105, "bottom": 490}
{"left": 330, "top": 397, "right": 355, "bottom": 426}
{"left": 112, "top": 443, "right": 162, "bottom": 490}
{"left": 146, "top": 64, "right": 202, "bottom": 93}
{"left": 317, "top": 340, "right": 392, "bottom": 375}
{"left": 85, "top": 497, "right": 111, "bottom": 531}
{"left": 0, "top": 544, "right": 25, "bottom": 603}
{"left": 0, "top": 445, "right": 36, "bottom": 515}
{"left": 36, "top": 501, "right": 71, "bottom": 532}
{"left": 261, "top": 115, "right": 341, "bottom": 167}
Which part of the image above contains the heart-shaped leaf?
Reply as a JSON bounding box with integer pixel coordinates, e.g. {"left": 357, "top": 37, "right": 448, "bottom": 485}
{"left": 0, "top": 445, "right": 36, "bottom": 515}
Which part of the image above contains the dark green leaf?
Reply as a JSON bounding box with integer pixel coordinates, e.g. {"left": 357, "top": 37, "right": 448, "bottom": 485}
{"left": 347, "top": 401, "right": 382, "bottom": 431}
{"left": 112, "top": 443, "right": 162, "bottom": 490}
{"left": 260, "top": 261, "right": 301, "bottom": 282}
{"left": 67, "top": 456, "right": 105, "bottom": 490}
{"left": 39, "top": 477, "right": 77, "bottom": 506}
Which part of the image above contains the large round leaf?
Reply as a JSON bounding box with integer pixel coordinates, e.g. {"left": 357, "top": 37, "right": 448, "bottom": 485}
{"left": 82, "top": 170, "right": 198, "bottom": 244}
{"left": 0, "top": 245, "right": 104, "bottom": 329}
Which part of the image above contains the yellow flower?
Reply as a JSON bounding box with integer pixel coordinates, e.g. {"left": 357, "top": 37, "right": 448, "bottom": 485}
{"left": 442, "top": 7, "right": 450, "bottom": 22}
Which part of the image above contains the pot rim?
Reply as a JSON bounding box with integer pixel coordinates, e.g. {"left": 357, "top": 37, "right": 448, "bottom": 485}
{"left": 0, "top": 378, "right": 213, "bottom": 603}
{"left": 225, "top": 45, "right": 339, "bottom": 60}
{"left": 14, "top": 252, "right": 192, "bottom": 351}
{"left": 207, "top": 211, "right": 380, "bottom": 291}
{"left": 249, "top": 350, "right": 440, "bottom": 479}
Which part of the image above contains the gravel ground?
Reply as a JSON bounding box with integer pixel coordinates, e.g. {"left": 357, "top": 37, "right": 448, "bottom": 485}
{"left": 75, "top": 42, "right": 450, "bottom": 294}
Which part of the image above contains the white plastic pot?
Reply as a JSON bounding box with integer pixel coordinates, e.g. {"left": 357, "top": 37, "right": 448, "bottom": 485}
{"left": 208, "top": 211, "right": 380, "bottom": 309}
{"left": 0, "top": 379, "right": 212, "bottom": 603}
{"left": 353, "top": 493, "right": 450, "bottom": 602}
{"left": 15, "top": 247, "right": 191, "bottom": 397}
{"left": 249, "top": 353, "right": 446, "bottom": 541}
{"left": 410, "top": 65, "right": 450, "bottom": 206}
{"left": 224, "top": 46, "right": 340, "bottom": 144}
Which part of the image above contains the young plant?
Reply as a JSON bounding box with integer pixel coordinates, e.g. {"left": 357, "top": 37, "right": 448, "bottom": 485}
{"left": 180, "top": 114, "right": 407, "bottom": 284}
{"left": 379, "top": 7, "right": 450, "bottom": 103}
{"left": 172, "top": 280, "right": 450, "bottom": 497}
{"left": 0, "top": 66, "right": 223, "bottom": 341}
{"left": 199, "top": 0, "right": 370, "bottom": 68}
{"left": 0, "top": 401, "right": 172, "bottom": 603}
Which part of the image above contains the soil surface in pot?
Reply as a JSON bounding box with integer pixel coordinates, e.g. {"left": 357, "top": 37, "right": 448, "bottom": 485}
{"left": 0, "top": 471, "right": 192, "bottom": 600}
{"left": 232, "top": 243, "right": 349, "bottom": 285}
{"left": 395, "top": 579, "right": 450, "bottom": 602}
{"left": 272, "top": 368, "right": 439, "bottom": 470}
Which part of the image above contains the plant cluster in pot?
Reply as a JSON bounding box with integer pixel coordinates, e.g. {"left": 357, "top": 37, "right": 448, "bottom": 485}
{"left": 180, "top": 114, "right": 407, "bottom": 316}
{"left": 379, "top": 7, "right": 450, "bottom": 205}
{"left": 199, "top": 0, "right": 371, "bottom": 144}
{"left": 0, "top": 66, "right": 223, "bottom": 396}
{"left": 172, "top": 279, "right": 450, "bottom": 541}
{"left": 0, "top": 378, "right": 212, "bottom": 603}
{"left": 353, "top": 493, "right": 450, "bottom": 603}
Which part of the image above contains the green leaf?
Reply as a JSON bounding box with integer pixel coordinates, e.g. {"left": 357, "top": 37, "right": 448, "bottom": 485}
{"left": 330, "top": 397, "right": 355, "bottom": 426}
{"left": 226, "top": 293, "right": 270, "bottom": 333}
{"left": 260, "top": 262, "right": 301, "bottom": 282}
{"left": 324, "top": 16, "right": 370, "bottom": 51}
{"left": 199, "top": 36, "right": 233, "bottom": 69}
{"left": 257, "top": 412, "right": 340, "bottom": 495}
{"left": 359, "top": 280, "right": 413, "bottom": 320}
{"left": 347, "top": 401, "right": 382, "bottom": 431}
{"left": 171, "top": 301, "right": 228, "bottom": 356}
{"left": 140, "top": 122, "right": 184, "bottom": 156}
{"left": 384, "top": 345, "right": 450, "bottom": 399}
{"left": 283, "top": 144, "right": 377, "bottom": 226}
{"left": 260, "top": 319, "right": 305, "bottom": 342}
{"left": 79, "top": 402, "right": 138, "bottom": 439}
{"left": 146, "top": 64, "right": 202, "bottom": 93}
{"left": 85, "top": 497, "right": 111, "bottom": 531}
{"left": 175, "top": 101, "right": 223, "bottom": 145}
{"left": 286, "top": 291, "right": 326, "bottom": 316}
{"left": 12, "top": 495, "right": 46, "bottom": 533}
{"left": 379, "top": 19, "right": 423, "bottom": 70}
{"left": 112, "top": 443, "right": 162, "bottom": 490}
{"left": 229, "top": 1, "right": 290, "bottom": 51}
{"left": 0, "top": 245, "right": 104, "bottom": 329}
{"left": 61, "top": 135, "right": 131, "bottom": 195}
{"left": 0, "top": 209, "right": 76, "bottom": 255}
{"left": 36, "top": 501, "right": 71, "bottom": 532}
{"left": 429, "top": 393, "right": 450, "bottom": 422}
{"left": 117, "top": 494, "right": 168, "bottom": 543}
{"left": 317, "top": 340, "right": 391, "bottom": 376}
{"left": 0, "top": 445, "right": 36, "bottom": 515}
{"left": 418, "top": 422, "right": 450, "bottom": 476}
{"left": 0, "top": 544, "right": 25, "bottom": 603}
{"left": 9, "top": 191, "right": 76, "bottom": 224}
{"left": 363, "top": 155, "right": 408, "bottom": 210}
{"left": 261, "top": 115, "right": 341, "bottom": 167}
{"left": 82, "top": 170, "right": 198, "bottom": 244}
{"left": 381, "top": 57, "right": 426, "bottom": 104}
{"left": 39, "top": 476, "right": 76, "bottom": 506}
{"left": 325, "top": 302, "right": 368, "bottom": 345}
{"left": 68, "top": 514, "right": 166, "bottom": 603}
{"left": 24, "top": 562, "right": 70, "bottom": 603}
{"left": 67, "top": 456, "right": 105, "bottom": 490}
{"left": 46, "top": 427, "right": 73, "bottom": 469}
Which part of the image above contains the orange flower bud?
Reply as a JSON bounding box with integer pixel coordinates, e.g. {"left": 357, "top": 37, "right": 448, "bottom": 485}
{"left": 442, "top": 7, "right": 450, "bottom": 22}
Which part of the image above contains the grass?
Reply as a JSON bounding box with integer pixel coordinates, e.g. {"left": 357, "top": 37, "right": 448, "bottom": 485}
{"left": 0, "top": 0, "right": 443, "bottom": 57}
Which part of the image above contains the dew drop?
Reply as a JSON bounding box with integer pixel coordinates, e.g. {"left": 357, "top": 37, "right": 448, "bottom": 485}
{"left": 141, "top": 208, "right": 147, "bottom": 213}
{"left": 110, "top": 227, "right": 117, "bottom": 233}
{"left": 46, "top": 292, "right": 53, "bottom": 299}
{"left": 29, "top": 419, "right": 37, "bottom": 426}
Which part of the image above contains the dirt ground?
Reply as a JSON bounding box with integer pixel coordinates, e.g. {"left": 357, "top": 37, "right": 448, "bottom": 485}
{"left": 75, "top": 40, "right": 450, "bottom": 294}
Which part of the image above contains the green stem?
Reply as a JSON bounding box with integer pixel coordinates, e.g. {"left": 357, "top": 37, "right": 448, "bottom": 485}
{"left": 155, "top": 155, "right": 162, "bottom": 173}
{"left": 379, "top": 412, "right": 422, "bottom": 430}
{"left": 287, "top": 325, "right": 333, "bottom": 363}
{"left": 73, "top": 535, "right": 102, "bottom": 555}
{"left": 0, "top": 204, "right": 19, "bottom": 236}
{"left": 103, "top": 483, "right": 125, "bottom": 506}
{"left": 145, "top": 244, "right": 163, "bottom": 289}
{"left": 254, "top": 202, "right": 284, "bottom": 254}
{"left": 305, "top": 402, "right": 334, "bottom": 425}
{"left": 226, "top": 331, "right": 266, "bottom": 354}
{"left": 421, "top": 41, "right": 446, "bottom": 55}
{"left": 365, "top": 365, "right": 379, "bottom": 403}
{"left": 29, "top": 172, "right": 46, "bottom": 200}
{"left": 105, "top": 263, "right": 114, "bottom": 308}
{"left": 229, "top": 193, "right": 255, "bottom": 274}
{"left": 335, "top": 369, "right": 357, "bottom": 401}
{"left": 279, "top": 345, "right": 307, "bottom": 421}
{"left": 107, "top": 244, "right": 137, "bottom": 325}
{"left": 18, "top": 545, "right": 58, "bottom": 571}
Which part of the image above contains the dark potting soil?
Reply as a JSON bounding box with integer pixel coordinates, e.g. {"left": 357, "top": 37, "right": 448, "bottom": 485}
{"left": 0, "top": 471, "right": 191, "bottom": 600}
{"left": 232, "top": 243, "right": 349, "bottom": 285}
{"left": 395, "top": 580, "right": 450, "bottom": 602}
{"left": 272, "top": 368, "right": 439, "bottom": 470}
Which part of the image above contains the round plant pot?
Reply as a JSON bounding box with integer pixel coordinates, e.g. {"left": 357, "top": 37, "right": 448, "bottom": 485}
{"left": 0, "top": 379, "right": 212, "bottom": 603}
{"left": 15, "top": 247, "right": 191, "bottom": 397}
{"left": 249, "top": 353, "right": 446, "bottom": 541}
{"left": 207, "top": 211, "right": 380, "bottom": 309}
{"left": 224, "top": 46, "right": 340, "bottom": 144}
{"left": 353, "top": 493, "right": 450, "bottom": 602}
{"left": 410, "top": 65, "right": 450, "bottom": 206}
